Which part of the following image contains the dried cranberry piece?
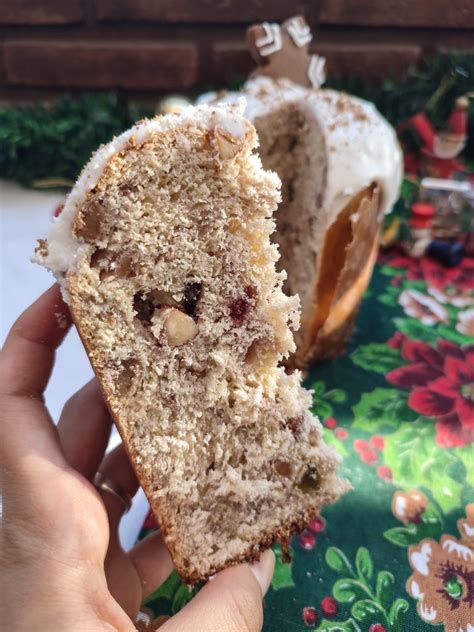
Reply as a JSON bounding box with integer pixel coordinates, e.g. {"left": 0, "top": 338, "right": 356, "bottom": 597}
{"left": 284, "top": 415, "right": 304, "bottom": 436}
{"left": 133, "top": 293, "right": 155, "bottom": 324}
{"left": 229, "top": 296, "right": 250, "bottom": 323}
{"left": 245, "top": 285, "right": 257, "bottom": 299}
{"left": 183, "top": 282, "right": 202, "bottom": 316}
{"left": 298, "top": 466, "right": 319, "bottom": 493}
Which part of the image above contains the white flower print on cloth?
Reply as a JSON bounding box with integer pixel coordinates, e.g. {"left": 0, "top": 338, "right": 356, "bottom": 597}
{"left": 399, "top": 289, "right": 449, "bottom": 326}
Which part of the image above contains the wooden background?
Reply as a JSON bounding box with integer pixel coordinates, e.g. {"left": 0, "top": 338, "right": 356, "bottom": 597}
{"left": 0, "top": 0, "right": 473, "bottom": 100}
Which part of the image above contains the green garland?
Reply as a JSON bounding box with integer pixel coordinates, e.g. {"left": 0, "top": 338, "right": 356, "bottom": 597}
{"left": 1, "top": 53, "right": 472, "bottom": 188}
{"left": 0, "top": 94, "right": 152, "bottom": 187}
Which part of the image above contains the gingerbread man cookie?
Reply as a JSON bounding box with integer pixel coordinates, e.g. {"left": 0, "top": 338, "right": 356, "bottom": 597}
{"left": 247, "top": 15, "right": 326, "bottom": 89}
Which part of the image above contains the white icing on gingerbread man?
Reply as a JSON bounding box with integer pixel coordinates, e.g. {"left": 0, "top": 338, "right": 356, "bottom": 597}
{"left": 247, "top": 15, "right": 326, "bottom": 89}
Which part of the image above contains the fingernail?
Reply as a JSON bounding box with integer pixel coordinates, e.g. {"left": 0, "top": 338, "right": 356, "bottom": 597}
{"left": 249, "top": 549, "right": 275, "bottom": 596}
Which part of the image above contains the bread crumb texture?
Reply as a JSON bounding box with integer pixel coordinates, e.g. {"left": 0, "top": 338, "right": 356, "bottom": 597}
{"left": 37, "top": 104, "right": 348, "bottom": 582}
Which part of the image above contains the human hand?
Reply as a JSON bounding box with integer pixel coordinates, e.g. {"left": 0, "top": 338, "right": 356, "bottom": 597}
{"left": 1, "top": 285, "right": 275, "bottom": 631}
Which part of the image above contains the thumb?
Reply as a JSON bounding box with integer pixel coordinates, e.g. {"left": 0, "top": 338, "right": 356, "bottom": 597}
{"left": 162, "top": 550, "right": 275, "bottom": 632}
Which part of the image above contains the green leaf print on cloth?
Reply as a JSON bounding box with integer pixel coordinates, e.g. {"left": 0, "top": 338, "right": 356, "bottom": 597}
{"left": 271, "top": 544, "right": 295, "bottom": 590}
{"left": 311, "top": 380, "right": 348, "bottom": 420}
{"left": 352, "top": 388, "right": 417, "bottom": 432}
{"left": 320, "top": 547, "right": 409, "bottom": 630}
{"left": 383, "top": 421, "right": 465, "bottom": 514}
{"left": 351, "top": 344, "right": 406, "bottom": 374}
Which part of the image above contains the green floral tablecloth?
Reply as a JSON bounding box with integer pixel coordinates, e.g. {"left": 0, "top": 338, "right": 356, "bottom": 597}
{"left": 139, "top": 250, "right": 474, "bottom": 632}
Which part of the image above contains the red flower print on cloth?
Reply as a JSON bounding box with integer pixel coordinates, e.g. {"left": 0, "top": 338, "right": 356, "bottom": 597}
{"left": 419, "top": 257, "right": 474, "bottom": 293}
{"left": 383, "top": 250, "right": 474, "bottom": 293}
{"left": 387, "top": 339, "right": 474, "bottom": 447}
{"left": 387, "top": 331, "right": 407, "bottom": 350}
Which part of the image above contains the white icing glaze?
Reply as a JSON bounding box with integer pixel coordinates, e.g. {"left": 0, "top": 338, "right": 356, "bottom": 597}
{"left": 198, "top": 77, "right": 403, "bottom": 222}
{"left": 34, "top": 100, "right": 251, "bottom": 281}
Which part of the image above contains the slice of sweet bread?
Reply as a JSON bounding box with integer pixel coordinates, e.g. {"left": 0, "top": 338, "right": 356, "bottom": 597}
{"left": 35, "top": 102, "right": 348, "bottom": 582}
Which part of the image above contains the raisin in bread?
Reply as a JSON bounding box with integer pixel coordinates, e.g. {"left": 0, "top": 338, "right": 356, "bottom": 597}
{"left": 34, "top": 102, "right": 348, "bottom": 583}
{"left": 200, "top": 78, "right": 402, "bottom": 364}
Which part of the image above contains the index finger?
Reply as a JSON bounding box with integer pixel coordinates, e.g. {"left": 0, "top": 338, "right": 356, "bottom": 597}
{"left": 0, "top": 284, "right": 72, "bottom": 399}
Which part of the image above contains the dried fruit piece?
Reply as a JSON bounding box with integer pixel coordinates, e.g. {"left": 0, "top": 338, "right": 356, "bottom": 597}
{"left": 229, "top": 296, "right": 251, "bottom": 324}
{"left": 90, "top": 248, "right": 113, "bottom": 269}
{"left": 183, "top": 282, "right": 202, "bottom": 316}
{"left": 116, "top": 254, "right": 135, "bottom": 278}
{"left": 133, "top": 293, "right": 155, "bottom": 324}
{"left": 245, "top": 285, "right": 257, "bottom": 299}
{"left": 285, "top": 416, "right": 304, "bottom": 436}
{"left": 91, "top": 249, "right": 136, "bottom": 280}
{"left": 274, "top": 459, "right": 293, "bottom": 478}
{"left": 298, "top": 466, "right": 319, "bottom": 493}
{"left": 75, "top": 201, "right": 102, "bottom": 241}
{"left": 117, "top": 357, "right": 138, "bottom": 395}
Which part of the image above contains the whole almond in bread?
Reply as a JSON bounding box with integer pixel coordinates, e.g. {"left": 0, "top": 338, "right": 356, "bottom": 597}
{"left": 34, "top": 102, "right": 348, "bottom": 583}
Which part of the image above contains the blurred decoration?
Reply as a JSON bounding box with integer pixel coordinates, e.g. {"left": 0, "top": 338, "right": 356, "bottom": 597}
{"left": 399, "top": 94, "right": 470, "bottom": 179}
{"left": 387, "top": 176, "right": 473, "bottom": 265}
{"left": 156, "top": 95, "right": 192, "bottom": 115}
{"left": 0, "top": 53, "right": 473, "bottom": 188}
{"left": 0, "top": 93, "right": 153, "bottom": 187}
{"left": 404, "top": 202, "right": 435, "bottom": 258}
{"left": 247, "top": 15, "right": 326, "bottom": 88}
{"left": 326, "top": 53, "right": 474, "bottom": 167}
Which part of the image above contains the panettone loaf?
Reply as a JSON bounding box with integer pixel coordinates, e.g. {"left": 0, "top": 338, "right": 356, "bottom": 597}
{"left": 201, "top": 76, "right": 402, "bottom": 365}
{"left": 34, "top": 102, "right": 348, "bottom": 583}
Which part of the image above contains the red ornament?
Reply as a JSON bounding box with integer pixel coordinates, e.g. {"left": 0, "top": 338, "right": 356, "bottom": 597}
{"left": 321, "top": 596, "right": 338, "bottom": 616}
{"left": 399, "top": 96, "right": 469, "bottom": 178}
{"left": 369, "top": 625, "right": 387, "bottom": 632}
{"left": 308, "top": 515, "right": 326, "bottom": 533}
{"left": 298, "top": 529, "right": 316, "bottom": 550}
{"left": 335, "top": 428, "right": 348, "bottom": 440}
{"left": 302, "top": 607, "right": 318, "bottom": 627}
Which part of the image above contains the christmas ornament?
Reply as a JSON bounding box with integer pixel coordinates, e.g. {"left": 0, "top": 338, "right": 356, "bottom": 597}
{"left": 400, "top": 94, "right": 471, "bottom": 178}
{"left": 427, "top": 240, "right": 465, "bottom": 267}
{"left": 247, "top": 15, "right": 326, "bottom": 89}
{"left": 404, "top": 202, "right": 435, "bottom": 257}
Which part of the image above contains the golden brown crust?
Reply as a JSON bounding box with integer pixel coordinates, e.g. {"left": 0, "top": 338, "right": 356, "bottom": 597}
{"left": 292, "top": 185, "right": 381, "bottom": 366}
